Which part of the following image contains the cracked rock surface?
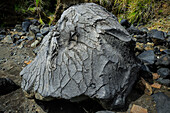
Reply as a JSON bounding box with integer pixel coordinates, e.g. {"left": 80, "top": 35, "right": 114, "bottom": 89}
{"left": 20, "top": 3, "right": 139, "bottom": 110}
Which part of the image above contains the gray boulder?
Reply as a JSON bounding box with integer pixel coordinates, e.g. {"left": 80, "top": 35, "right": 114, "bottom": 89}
{"left": 20, "top": 3, "right": 139, "bottom": 110}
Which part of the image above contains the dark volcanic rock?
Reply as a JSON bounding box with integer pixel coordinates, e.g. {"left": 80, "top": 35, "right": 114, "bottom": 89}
{"left": 157, "top": 78, "right": 170, "bottom": 86}
{"left": 0, "top": 78, "right": 19, "bottom": 95}
{"left": 120, "top": 19, "right": 130, "bottom": 28}
{"left": 20, "top": 3, "right": 139, "bottom": 110}
{"left": 31, "top": 19, "right": 40, "bottom": 26}
{"left": 22, "top": 20, "right": 32, "bottom": 32}
{"left": 127, "top": 25, "right": 143, "bottom": 35}
{"left": 163, "top": 50, "right": 170, "bottom": 55}
{"left": 157, "top": 68, "right": 170, "bottom": 79}
{"left": 152, "top": 31, "right": 165, "bottom": 40}
{"left": 137, "top": 50, "right": 155, "bottom": 64}
{"left": 29, "top": 25, "right": 40, "bottom": 34}
{"left": 96, "top": 111, "right": 116, "bottom": 113}
{"left": 152, "top": 92, "right": 170, "bottom": 113}
{"left": 140, "top": 27, "right": 149, "bottom": 33}
{"left": 156, "top": 54, "right": 170, "bottom": 66}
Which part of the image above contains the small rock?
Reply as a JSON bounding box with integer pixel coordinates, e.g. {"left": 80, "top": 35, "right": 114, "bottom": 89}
{"left": 135, "top": 42, "right": 144, "bottom": 51}
{"left": 36, "top": 33, "right": 43, "bottom": 38}
{"left": 120, "top": 19, "right": 130, "bottom": 28}
{"left": 33, "top": 46, "right": 40, "bottom": 55}
{"left": 22, "top": 20, "right": 32, "bottom": 32}
{"left": 157, "top": 78, "right": 170, "bottom": 86}
{"left": 12, "top": 34, "right": 20, "bottom": 43}
{"left": 27, "top": 36, "right": 34, "bottom": 41}
{"left": 31, "top": 19, "right": 40, "bottom": 26}
{"left": 130, "top": 104, "right": 148, "bottom": 113}
{"left": 31, "top": 40, "right": 40, "bottom": 47}
{"left": 40, "top": 27, "right": 50, "bottom": 36}
{"left": 152, "top": 31, "right": 165, "bottom": 40}
{"left": 1, "top": 35, "right": 13, "bottom": 43}
{"left": 0, "top": 35, "right": 6, "bottom": 41}
{"left": 166, "top": 37, "right": 170, "bottom": 42}
{"left": 152, "top": 92, "right": 170, "bottom": 113}
{"left": 164, "top": 32, "right": 167, "bottom": 38}
{"left": 21, "top": 36, "right": 27, "bottom": 39}
{"left": 140, "top": 27, "right": 149, "bottom": 33}
{"left": 37, "top": 37, "right": 42, "bottom": 41}
{"left": 17, "top": 32, "right": 26, "bottom": 36}
{"left": 134, "top": 34, "right": 147, "bottom": 43}
{"left": 157, "top": 68, "right": 170, "bottom": 79}
{"left": 156, "top": 54, "right": 170, "bottom": 66}
{"left": 17, "top": 41, "right": 25, "bottom": 48}
{"left": 12, "top": 34, "right": 20, "bottom": 39}
{"left": 96, "top": 111, "right": 115, "bottom": 113}
{"left": 144, "top": 42, "right": 154, "bottom": 51}
{"left": 147, "top": 29, "right": 158, "bottom": 38}
{"left": 137, "top": 50, "right": 155, "bottom": 64}
{"left": 0, "top": 78, "right": 19, "bottom": 95}
{"left": 127, "top": 25, "right": 143, "bottom": 35}
{"left": 16, "top": 39, "right": 26, "bottom": 45}
{"left": 0, "top": 29, "right": 6, "bottom": 35}
{"left": 29, "top": 25, "right": 40, "bottom": 34}
{"left": 162, "top": 50, "right": 170, "bottom": 55}
{"left": 15, "top": 24, "right": 22, "bottom": 31}
{"left": 167, "top": 31, "right": 170, "bottom": 37}
{"left": 154, "top": 47, "right": 162, "bottom": 56}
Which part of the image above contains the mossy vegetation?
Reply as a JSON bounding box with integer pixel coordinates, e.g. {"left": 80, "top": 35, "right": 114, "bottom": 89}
{"left": 0, "top": 0, "right": 168, "bottom": 27}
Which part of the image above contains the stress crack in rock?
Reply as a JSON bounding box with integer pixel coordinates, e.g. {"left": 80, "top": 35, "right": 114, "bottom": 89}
{"left": 20, "top": 3, "right": 139, "bottom": 110}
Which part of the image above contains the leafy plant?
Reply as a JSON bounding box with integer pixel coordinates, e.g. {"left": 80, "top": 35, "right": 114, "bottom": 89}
{"left": 112, "top": 0, "right": 155, "bottom": 24}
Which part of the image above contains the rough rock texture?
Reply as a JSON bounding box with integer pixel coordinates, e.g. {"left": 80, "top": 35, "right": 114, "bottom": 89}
{"left": 152, "top": 92, "right": 170, "bottom": 113}
{"left": 20, "top": 3, "right": 139, "bottom": 110}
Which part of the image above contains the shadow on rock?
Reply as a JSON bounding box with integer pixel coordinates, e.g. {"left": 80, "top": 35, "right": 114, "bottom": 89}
{"left": 35, "top": 98, "right": 104, "bottom": 113}
{"left": 0, "top": 78, "right": 20, "bottom": 96}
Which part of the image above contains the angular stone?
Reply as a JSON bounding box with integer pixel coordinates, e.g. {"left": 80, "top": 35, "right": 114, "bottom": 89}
{"left": 29, "top": 25, "right": 40, "bottom": 34}
{"left": 137, "top": 50, "right": 155, "bottom": 64}
{"left": 20, "top": 3, "right": 139, "bottom": 110}
{"left": 140, "top": 27, "right": 149, "bottom": 33}
{"left": 31, "top": 40, "right": 39, "bottom": 47}
{"left": 22, "top": 20, "right": 32, "bottom": 32}
{"left": 40, "top": 27, "right": 50, "bottom": 36}
{"left": 152, "top": 31, "right": 165, "bottom": 40}
{"left": 152, "top": 92, "right": 170, "bottom": 113}
{"left": 120, "top": 19, "right": 130, "bottom": 28}
{"left": 157, "top": 68, "right": 170, "bottom": 79}
{"left": 157, "top": 78, "right": 170, "bottom": 86}
{"left": 156, "top": 54, "right": 170, "bottom": 66}
{"left": 1, "top": 35, "right": 13, "bottom": 43}
{"left": 0, "top": 78, "right": 19, "bottom": 95}
{"left": 127, "top": 25, "right": 143, "bottom": 35}
{"left": 96, "top": 111, "right": 116, "bottom": 113}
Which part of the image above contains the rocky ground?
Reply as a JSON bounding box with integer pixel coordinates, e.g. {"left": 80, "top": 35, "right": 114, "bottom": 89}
{"left": 0, "top": 17, "right": 170, "bottom": 113}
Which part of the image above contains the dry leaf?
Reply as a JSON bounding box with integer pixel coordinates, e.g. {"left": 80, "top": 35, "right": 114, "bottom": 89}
{"left": 151, "top": 83, "right": 161, "bottom": 89}
{"left": 24, "top": 60, "right": 32, "bottom": 65}
{"left": 152, "top": 73, "right": 160, "bottom": 80}
{"left": 141, "top": 77, "right": 152, "bottom": 95}
{"left": 130, "top": 104, "right": 148, "bottom": 113}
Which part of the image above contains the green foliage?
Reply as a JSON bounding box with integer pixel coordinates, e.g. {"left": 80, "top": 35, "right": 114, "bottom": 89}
{"left": 113, "top": 0, "right": 155, "bottom": 24}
